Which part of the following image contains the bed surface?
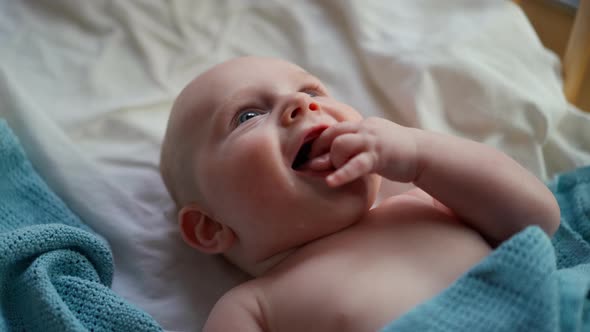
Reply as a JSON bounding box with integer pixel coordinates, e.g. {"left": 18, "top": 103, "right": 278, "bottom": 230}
{"left": 1, "top": 1, "right": 590, "bottom": 330}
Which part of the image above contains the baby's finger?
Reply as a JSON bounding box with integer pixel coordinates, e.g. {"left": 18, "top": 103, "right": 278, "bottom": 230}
{"left": 326, "top": 151, "right": 375, "bottom": 187}
{"left": 310, "top": 121, "right": 359, "bottom": 158}
{"left": 329, "top": 133, "right": 367, "bottom": 169}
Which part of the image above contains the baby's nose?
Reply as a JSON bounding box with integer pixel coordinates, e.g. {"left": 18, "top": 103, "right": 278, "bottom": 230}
{"left": 286, "top": 102, "right": 319, "bottom": 119}
{"left": 280, "top": 95, "right": 320, "bottom": 126}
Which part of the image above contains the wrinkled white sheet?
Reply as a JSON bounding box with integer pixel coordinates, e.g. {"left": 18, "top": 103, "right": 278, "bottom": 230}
{"left": 1, "top": 0, "right": 589, "bottom": 330}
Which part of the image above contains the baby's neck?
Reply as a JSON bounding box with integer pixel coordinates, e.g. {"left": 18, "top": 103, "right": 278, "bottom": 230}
{"left": 235, "top": 217, "right": 369, "bottom": 277}
{"left": 234, "top": 248, "right": 298, "bottom": 277}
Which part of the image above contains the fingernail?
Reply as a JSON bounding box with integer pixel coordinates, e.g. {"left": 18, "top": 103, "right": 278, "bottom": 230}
{"left": 309, "top": 154, "right": 330, "bottom": 170}
{"left": 326, "top": 174, "right": 337, "bottom": 187}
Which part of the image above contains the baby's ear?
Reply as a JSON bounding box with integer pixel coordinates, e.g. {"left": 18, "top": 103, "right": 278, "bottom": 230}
{"left": 178, "top": 205, "right": 236, "bottom": 254}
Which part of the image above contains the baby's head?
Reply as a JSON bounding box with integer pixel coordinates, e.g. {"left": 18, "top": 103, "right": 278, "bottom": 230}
{"left": 160, "top": 56, "right": 380, "bottom": 275}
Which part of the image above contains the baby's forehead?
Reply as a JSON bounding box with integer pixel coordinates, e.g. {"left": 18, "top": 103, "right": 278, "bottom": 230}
{"left": 179, "top": 58, "right": 306, "bottom": 109}
{"left": 167, "top": 85, "right": 214, "bottom": 152}
{"left": 172, "top": 57, "right": 314, "bottom": 133}
{"left": 199, "top": 57, "right": 311, "bottom": 93}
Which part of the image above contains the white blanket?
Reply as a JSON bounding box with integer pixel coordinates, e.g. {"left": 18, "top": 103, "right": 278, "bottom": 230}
{"left": 1, "top": 1, "right": 589, "bottom": 330}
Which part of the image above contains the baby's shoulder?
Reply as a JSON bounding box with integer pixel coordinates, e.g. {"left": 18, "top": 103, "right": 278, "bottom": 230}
{"left": 204, "top": 279, "right": 269, "bottom": 330}
{"left": 224, "top": 278, "right": 266, "bottom": 300}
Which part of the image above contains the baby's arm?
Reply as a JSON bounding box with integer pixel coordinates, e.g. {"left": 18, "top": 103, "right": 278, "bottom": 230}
{"left": 310, "top": 118, "right": 560, "bottom": 244}
{"left": 203, "top": 285, "right": 266, "bottom": 332}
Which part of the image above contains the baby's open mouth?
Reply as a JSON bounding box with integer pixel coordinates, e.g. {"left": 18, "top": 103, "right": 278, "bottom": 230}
{"left": 291, "top": 127, "right": 333, "bottom": 173}
{"left": 292, "top": 139, "right": 315, "bottom": 170}
{"left": 291, "top": 127, "right": 327, "bottom": 171}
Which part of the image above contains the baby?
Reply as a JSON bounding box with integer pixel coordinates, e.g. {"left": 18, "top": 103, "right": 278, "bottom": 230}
{"left": 160, "top": 56, "right": 560, "bottom": 331}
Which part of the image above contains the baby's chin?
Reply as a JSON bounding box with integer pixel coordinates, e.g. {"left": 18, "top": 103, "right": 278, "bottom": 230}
{"left": 329, "top": 173, "right": 381, "bottom": 211}
{"left": 223, "top": 174, "right": 381, "bottom": 276}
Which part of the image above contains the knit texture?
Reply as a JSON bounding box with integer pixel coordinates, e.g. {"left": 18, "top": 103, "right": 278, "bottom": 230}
{"left": 381, "top": 165, "right": 590, "bottom": 332}
{"left": 0, "top": 120, "right": 162, "bottom": 332}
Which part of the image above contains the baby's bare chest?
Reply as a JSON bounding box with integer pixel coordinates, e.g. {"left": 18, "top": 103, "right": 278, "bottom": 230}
{"left": 259, "top": 220, "right": 491, "bottom": 332}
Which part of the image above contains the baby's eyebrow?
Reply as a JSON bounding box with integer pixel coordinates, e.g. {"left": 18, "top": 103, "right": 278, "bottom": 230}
{"left": 295, "top": 70, "right": 327, "bottom": 92}
{"left": 296, "top": 69, "right": 319, "bottom": 82}
{"left": 209, "top": 87, "right": 265, "bottom": 133}
{"left": 217, "top": 86, "right": 264, "bottom": 113}
{"left": 213, "top": 70, "right": 320, "bottom": 122}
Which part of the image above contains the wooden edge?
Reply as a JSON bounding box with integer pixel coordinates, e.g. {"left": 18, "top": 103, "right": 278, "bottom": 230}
{"left": 563, "top": 0, "right": 590, "bottom": 104}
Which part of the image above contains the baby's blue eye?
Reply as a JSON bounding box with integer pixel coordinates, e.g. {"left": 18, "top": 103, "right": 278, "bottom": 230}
{"left": 237, "top": 110, "right": 264, "bottom": 125}
{"left": 304, "top": 90, "right": 319, "bottom": 97}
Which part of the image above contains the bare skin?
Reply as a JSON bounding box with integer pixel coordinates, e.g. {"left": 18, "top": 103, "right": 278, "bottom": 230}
{"left": 207, "top": 195, "right": 492, "bottom": 332}
{"left": 159, "top": 56, "right": 560, "bottom": 332}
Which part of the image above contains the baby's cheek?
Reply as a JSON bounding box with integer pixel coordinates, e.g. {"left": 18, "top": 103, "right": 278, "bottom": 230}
{"left": 325, "top": 101, "right": 363, "bottom": 123}
{"left": 343, "top": 105, "right": 364, "bottom": 122}
{"left": 223, "top": 145, "right": 284, "bottom": 201}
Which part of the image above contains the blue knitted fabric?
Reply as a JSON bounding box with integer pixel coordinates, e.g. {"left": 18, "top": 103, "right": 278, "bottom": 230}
{"left": 381, "top": 165, "right": 590, "bottom": 332}
{"left": 0, "top": 120, "right": 162, "bottom": 332}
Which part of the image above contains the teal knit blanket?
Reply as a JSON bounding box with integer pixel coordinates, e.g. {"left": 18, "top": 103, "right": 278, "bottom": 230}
{"left": 382, "top": 165, "right": 590, "bottom": 331}
{"left": 3, "top": 116, "right": 590, "bottom": 331}
{"left": 0, "top": 120, "right": 162, "bottom": 331}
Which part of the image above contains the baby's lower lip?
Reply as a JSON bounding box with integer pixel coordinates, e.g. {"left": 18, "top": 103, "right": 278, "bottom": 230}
{"left": 294, "top": 169, "right": 334, "bottom": 178}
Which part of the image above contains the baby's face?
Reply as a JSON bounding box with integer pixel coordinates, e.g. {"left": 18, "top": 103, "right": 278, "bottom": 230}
{"left": 175, "top": 57, "right": 380, "bottom": 263}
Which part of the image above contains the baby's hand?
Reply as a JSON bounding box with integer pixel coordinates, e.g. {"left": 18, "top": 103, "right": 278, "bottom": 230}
{"left": 309, "top": 117, "right": 419, "bottom": 187}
